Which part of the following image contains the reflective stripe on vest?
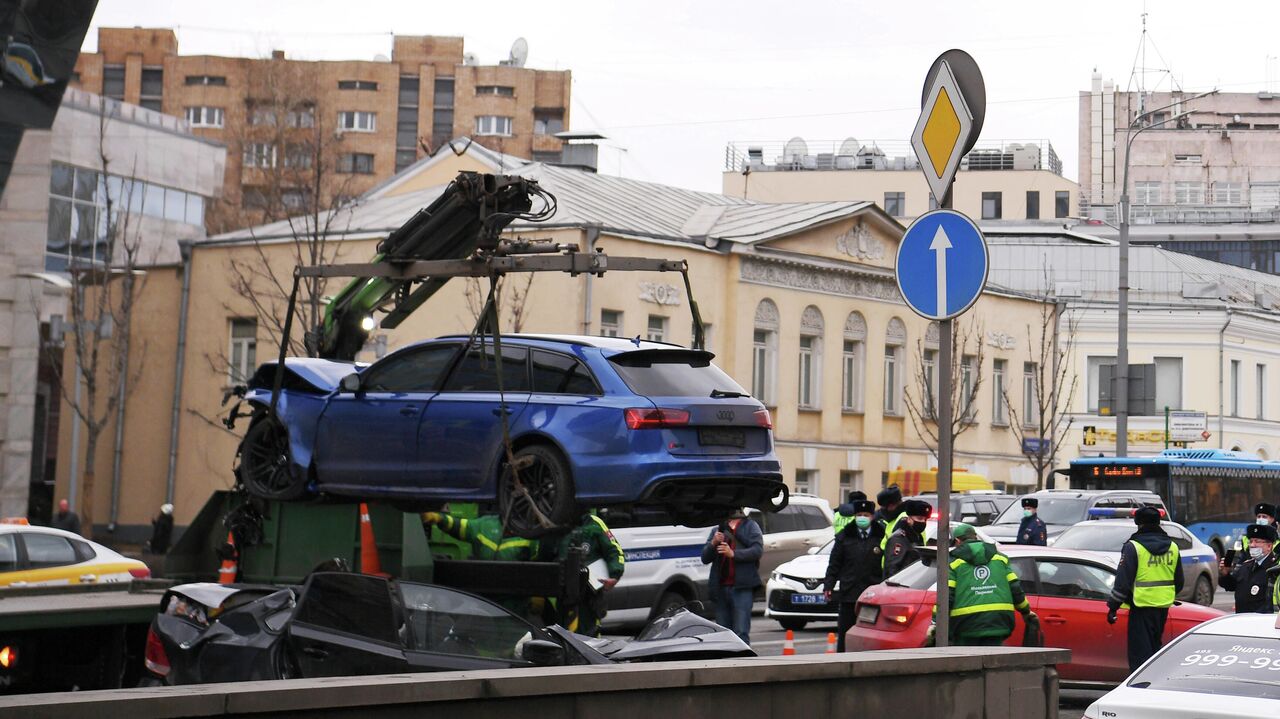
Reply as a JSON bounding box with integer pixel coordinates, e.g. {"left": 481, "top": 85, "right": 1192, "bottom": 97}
{"left": 1130, "top": 539, "right": 1179, "bottom": 608}
{"left": 879, "top": 513, "right": 903, "bottom": 568}
{"left": 951, "top": 602, "right": 1016, "bottom": 617}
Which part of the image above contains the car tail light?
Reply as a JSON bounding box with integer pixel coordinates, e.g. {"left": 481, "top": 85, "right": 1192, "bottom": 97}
{"left": 753, "top": 408, "right": 773, "bottom": 429}
{"left": 0, "top": 646, "right": 15, "bottom": 670}
{"left": 129, "top": 567, "right": 151, "bottom": 579}
{"left": 624, "top": 408, "right": 690, "bottom": 429}
{"left": 879, "top": 604, "right": 918, "bottom": 630}
{"left": 144, "top": 626, "right": 170, "bottom": 677}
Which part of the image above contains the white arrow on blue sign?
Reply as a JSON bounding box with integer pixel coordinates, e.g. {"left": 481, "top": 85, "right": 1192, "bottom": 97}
{"left": 895, "top": 209, "right": 989, "bottom": 321}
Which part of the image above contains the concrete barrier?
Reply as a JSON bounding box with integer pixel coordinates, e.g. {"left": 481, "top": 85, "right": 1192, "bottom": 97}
{"left": 2, "top": 646, "right": 1068, "bottom": 719}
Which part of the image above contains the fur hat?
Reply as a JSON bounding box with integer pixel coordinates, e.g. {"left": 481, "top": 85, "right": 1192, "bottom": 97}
{"left": 852, "top": 500, "right": 876, "bottom": 515}
{"left": 902, "top": 499, "right": 932, "bottom": 518}
{"left": 877, "top": 485, "right": 903, "bottom": 507}
{"left": 1254, "top": 503, "right": 1277, "bottom": 519}
{"left": 1247, "top": 523, "right": 1278, "bottom": 542}
{"left": 1133, "top": 506, "right": 1162, "bottom": 526}
{"left": 1021, "top": 497, "right": 1039, "bottom": 508}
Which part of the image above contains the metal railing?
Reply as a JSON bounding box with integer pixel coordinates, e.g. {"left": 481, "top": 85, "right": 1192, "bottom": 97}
{"left": 1083, "top": 201, "right": 1280, "bottom": 225}
{"left": 725, "top": 139, "right": 1062, "bottom": 176}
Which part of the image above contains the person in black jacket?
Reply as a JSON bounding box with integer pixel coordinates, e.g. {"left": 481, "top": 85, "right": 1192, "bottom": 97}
{"left": 872, "top": 485, "right": 904, "bottom": 543}
{"left": 1015, "top": 497, "right": 1048, "bottom": 546}
{"left": 1220, "top": 523, "right": 1279, "bottom": 613}
{"left": 1106, "top": 507, "right": 1184, "bottom": 671}
{"left": 822, "top": 499, "right": 880, "bottom": 651}
{"left": 884, "top": 499, "right": 932, "bottom": 579}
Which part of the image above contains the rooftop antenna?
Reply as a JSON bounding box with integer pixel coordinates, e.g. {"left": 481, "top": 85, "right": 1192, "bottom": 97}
{"left": 1126, "top": 5, "right": 1181, "bottom": 116}
{"left": 507, "top": 37, "right": 529, "bottom": 68}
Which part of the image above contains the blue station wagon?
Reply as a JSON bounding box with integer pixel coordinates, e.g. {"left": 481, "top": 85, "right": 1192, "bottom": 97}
{"left": 233, "top": 335, "right": 786, "bottom": 535}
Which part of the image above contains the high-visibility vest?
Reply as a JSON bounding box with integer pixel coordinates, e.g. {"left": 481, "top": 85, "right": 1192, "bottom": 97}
{"left": 949, "top": 552, "right": 1018, "bottom": 618}
{"left": 879, "top": 513, "right": 903, "bottom": 569}
{"left": 1130, "top": 540, "right": 1179, "bottom": 608}
{"left": 833, "top": 513, "right": 852, "bottom": 534}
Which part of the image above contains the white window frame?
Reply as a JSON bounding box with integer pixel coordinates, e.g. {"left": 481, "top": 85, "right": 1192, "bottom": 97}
{"left": 229, "top": 319, "right": 258, "bottom": 385}
{"left": 646, "top": 315, "right": 667, "bottom": 343}
{"left": 841, "top": 339, "right": 864, "bottom": 411}
{"left": 184, "top": 106, "right": 224, "bottom": 128}
{"left": 338, "top": 111, "right": 377, "bottom": 133}
{"left": 1022, "top": 362, "right": 1038, "bottom": 428}
{"left": 1175, "top": 181, "right": 1205, "bottom": 205}
{"left": 1258, "top": 363, "right": 1267, "bottom": 420}
{"left": 798, "top": 334, "right": 820, "bottom": 409}
{"left": 961, "top": 354, "right": 977, "bottom": 421}
{"left": 475, "top": 115, "right": 513, "bottom": 137}
{"left": 1134, "top": 181, "right": 1161, "bottom": 204}
{"left": 1214, "top": 182, "right": 1243, "bottom": 205}
{"left": 992, "top": 358, "right": 1008, "bottom": 425}
{"left": 600, "top": 309, "right": 621, "bottom": 337}
{"left": 884, "top": 344, "right": 903, "bottom": 415}
{"left": 753, "top": 329, "right": 777, "bottom": 406}
{"left": 242, "top": 143, "right": 276, "bottom": 169}
{"left": 1232, "top": 359, "right": 1242, "bottom": 417}
{"left": 795, "top": 469, "right": 818, "bottom": 496}
{"left": 923, "top": 348, "right": 938, "bottom": 417}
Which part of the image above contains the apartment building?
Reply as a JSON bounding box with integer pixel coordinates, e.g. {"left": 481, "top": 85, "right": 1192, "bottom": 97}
{"left": 72, "top": 28, "right": 571, "bottom": 232}
{"left": 723, "top": 138, "right": 1079, "bottom": 222}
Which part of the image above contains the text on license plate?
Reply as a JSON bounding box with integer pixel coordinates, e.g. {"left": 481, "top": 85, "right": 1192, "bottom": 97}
{"left": 699, "top": 428, "right": 746, "bottom": 447}
{"left": 856, "top": 605, "right": 879, "bottom": 624}
{"left": 790, "top": 594, "right": 824, "bottom": 605}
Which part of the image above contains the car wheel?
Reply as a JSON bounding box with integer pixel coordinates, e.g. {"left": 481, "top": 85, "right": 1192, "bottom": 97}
{"left": 1193, "top": 574, "right": 1214, "bottom": 605}
{"left": 238, "top": 418, "right": 307, "bottom": 500}
{"left": 498, "top": 445, "right": 576, "bottom": 538}
{"left": 778, "top": 618, "right": 807, "bottom": 632}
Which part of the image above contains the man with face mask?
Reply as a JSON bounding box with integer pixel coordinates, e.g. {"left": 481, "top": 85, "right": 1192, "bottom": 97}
{"left": 1219, "top": 523, "right": 1279, "bottom": 613}
{"left": 1234, "top": 503, "right": 1278, "bottom": 567}
{"left": 1015, "top": 497, "right": 1048, "bottom": 546}
{"left": 822, "top": 499, "right": 879, "bottom": 651}
{"left": 883, "top": 499, "right": 932, "bottom": 579}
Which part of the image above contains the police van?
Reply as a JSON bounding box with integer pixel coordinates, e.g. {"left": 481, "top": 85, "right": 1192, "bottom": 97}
{"left": 599, "top": 515, "right": 714, "bottom": 629}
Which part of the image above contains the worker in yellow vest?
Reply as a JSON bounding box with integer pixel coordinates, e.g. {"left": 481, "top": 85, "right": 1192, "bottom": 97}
{"left": 1106, "top": 506, "right": 1183, "bottom": 672}
{"left": 873, "top": 485, "right": 905, "bottom": 572}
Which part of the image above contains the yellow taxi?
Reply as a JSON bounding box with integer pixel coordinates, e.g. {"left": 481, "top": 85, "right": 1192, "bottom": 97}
{"left": 0, "top": 522, "right": 150, "bottom": 587}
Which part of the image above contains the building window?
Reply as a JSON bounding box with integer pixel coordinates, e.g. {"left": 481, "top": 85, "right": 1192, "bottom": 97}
{"left": 287, "top": 105, "right": 315, "bottom": 128}
{"left": 1154, "top": 357, "right": 1182, "bottom": 412}
{"left": 884, "top": 318, "right": 906, "bottom": 416}
{"left": 476, "top": 85, "right": 515, "bottom": 97}
{"left": 981, "top": 191, "right": 1002, "bottom": 219}
{"left": 46, "top": 162, "right": 106, "bottom": 270}
{"left": 338, "top": 111, "right": 377, "bottom": 133}
{"left": 431, "top": 78, "right": 455, "bottom": 148}
{"left": 795, "top": 469, "right": 818, "bottom": 496}
{"left": 102, "top": 65, "right": 125, "bottom": 100}
{"left": 1022, "top": 362, "right": 1038, "bottom": 427}
{"left": 1025, "top": 191, "right": 1040, "bottom": 220}
{"left": 842, "top": 312, "right": 866, "bottom": 412}
{"left": 922, "top": 348, "right": 938, "bottom": 417}
{"left": 600, "top": 309, "right": 621, "bottom": 337}
{"left": 1174, "top": 154, "right": 1203, "bottom": 165}
{"left": 1259, "top": 364, "right": 1268, "bottom": 420}
{"left": 884, "top": 192, "right": 905, "bottom": 217}
{"left": 534, "top": 109, "right": 564, "bottom": 136}
{"left": 184, "top": 74, "right": 227, "bottom": 86}
{"left": 753, "top": 299, "right": 779, "bottom": 405}
{"left": 337, "top": 80, "right": 378, "bottom": 91}
{"left": 646, "top": 315, "right": 667, "bottom": 343}
{"left": 283, "top": 144, "right": 313, "bottom": 169}
{"left": 229, "top": 319, "right": 258, "bottom": 385}
{"left": 396, "top": 76, "right": 420, "bottom": 173}
{"left": 1086, "top": 355, "right": 1116, "bottom": 413}
{"left": 961, "top": 354, "right": 977, "bottom": 421}
{"left": 248, "top": 105, "right": 277, "bottom": 127}
{"left": 184, "top": 106, "right": 224, "bottom": 128}
{"left": 1134, "top": 181, "right": 1161, "bottom": 204}
{"left": 139, "top": 67, "right": 163, "bottom": 111}
{"left": 475, "top": 115, "right": 513, "bottom": 137}
{"left": 1175, "top": 181, "right": 1205, "bottom": 205}
{"left": 242, "top": 143, "right": 277, "bottom": 169}
{"left": 798, "top": 336, "right": 817, "bottom": 409}
{"left": 1055, "top": 190, "right": 1070, "bottom": 218}
{"left": 1214, "top": 182, "right": 1243, "bottom": 205}
{"left": 1231, "top": 359, "right": 1241, "bottom": 417}
{"left": 839, "top": 470, "right": 861, "bottom": 498}
{"left": 337, "top": 153, "right": 375, "bottom": 174}
{"left": 992, "top": 358, "right": 1008, "bottom": 425}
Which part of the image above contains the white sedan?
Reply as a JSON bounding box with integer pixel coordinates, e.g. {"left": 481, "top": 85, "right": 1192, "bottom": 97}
{"left": 0, "top": 523, "right": 150, "bottom": 587}
{"left": 1083, "top": 613, "right": 1280, "bottom": 718}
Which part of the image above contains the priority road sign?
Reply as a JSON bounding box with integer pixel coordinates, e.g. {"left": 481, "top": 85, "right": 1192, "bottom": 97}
{"left": 911, "top": 58, "right": 977, "bottom": 205}
{"left": 895, "top": 210, "right": 988, "bottom": 321}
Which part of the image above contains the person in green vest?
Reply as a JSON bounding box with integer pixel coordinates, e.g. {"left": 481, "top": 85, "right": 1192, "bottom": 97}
{"left": 874, "top": 485, "right": 905, "bottom": 571}
{"left": 931, "top": 523, "right": 1037, "bottom": 647}
{"left": 832, "top": 491, "right": 868, "bottom": 535}
{"left": 1106, "top": 506, "right": 1183, "bottom": 672}
{"left": 538, "top": 511, "right": 625, "bottom": 637}
{"left": 422, "top": 511, "right": 539, "bottom": 616}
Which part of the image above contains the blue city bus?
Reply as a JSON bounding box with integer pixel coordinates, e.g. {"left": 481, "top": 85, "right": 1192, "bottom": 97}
{"left": 1066, "top": 448, "right": 1280, "bottom": 556}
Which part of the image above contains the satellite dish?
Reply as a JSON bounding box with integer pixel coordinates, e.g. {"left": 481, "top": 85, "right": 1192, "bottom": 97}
{"left": 463, "top": 52, "right": 479, "bottom": 66}
{"left": 838, "top": 137, "right": 860, "bottom": 155}
{"left": 783, "top": 136, "right": 808, "bottom": 162}
{"left": 373, "top": 54, "right": 390, "bottom": 63}
{"left": 509, "top": 37, "right": 529, "bottom": 68}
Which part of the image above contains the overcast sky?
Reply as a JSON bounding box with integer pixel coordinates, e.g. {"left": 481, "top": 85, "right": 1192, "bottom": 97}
{"left": 85, "top": 0, "right": 1280, "bottom": 193}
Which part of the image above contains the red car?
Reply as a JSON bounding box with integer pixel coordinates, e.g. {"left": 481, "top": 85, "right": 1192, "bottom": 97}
{"left": 846, "top": 545, "right": 1224, "bottom": 684}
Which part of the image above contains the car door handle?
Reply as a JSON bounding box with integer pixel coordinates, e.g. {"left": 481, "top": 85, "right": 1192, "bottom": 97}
{"left": 491, "top": 407, "right": 513, "bottom": 416}
{"left": 399, "top": 406, "right": 418, "bottom": 416}
{"left": 1042, "top": 615, "right": 1067, "bottom": 625}
{"left": 79, "top": 574, "right": 97, "bottom": 583}
{"left": 766, "top": 541, "right": 779, "bottom": 549}
{"left": 301, "top": 646, "right": 329, "bottom": 659}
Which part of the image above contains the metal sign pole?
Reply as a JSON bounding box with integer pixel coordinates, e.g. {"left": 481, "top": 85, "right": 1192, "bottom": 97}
{"left": 936, "top": 316, "right": 953, "bottom": 648}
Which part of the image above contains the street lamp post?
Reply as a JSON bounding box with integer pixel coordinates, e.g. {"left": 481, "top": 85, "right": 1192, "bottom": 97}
{"left": 1115, "top": 89, "right": 1216, "bottom": 457}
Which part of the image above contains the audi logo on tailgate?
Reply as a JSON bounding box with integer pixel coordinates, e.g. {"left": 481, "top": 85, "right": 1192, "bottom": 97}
{"left": 716, "top": 410, "right": 735, "bottom": 421}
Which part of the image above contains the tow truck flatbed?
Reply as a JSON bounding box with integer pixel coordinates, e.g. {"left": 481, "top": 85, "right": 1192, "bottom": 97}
{"left": 0, "top": 581, "right": 167, "bottom": 631}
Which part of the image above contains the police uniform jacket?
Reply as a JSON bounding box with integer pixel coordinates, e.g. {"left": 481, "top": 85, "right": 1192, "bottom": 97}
{"left": 883, "top": 521, "right": 926, "bottom": 579}
{"left": 1220, "top": 550, "right": 1279, "bottom": 613}
{"left": 822, "top": 523, "right": 881, "bottom": 603}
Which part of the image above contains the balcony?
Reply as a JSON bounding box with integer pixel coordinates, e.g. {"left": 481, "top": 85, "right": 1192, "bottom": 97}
{"left": 1083, "top": 202, "right": 1280, "bottom": 225}
{"left": 725, "top": 139, "right": 1061, "bottom": 176}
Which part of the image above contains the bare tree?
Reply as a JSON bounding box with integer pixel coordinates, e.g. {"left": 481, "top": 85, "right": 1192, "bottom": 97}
{"left": 1002, "top": 300, "right": 1079, "bottom": 490}
{"left": 54, "top": 97, "right": 151, "bottom": 535}
{"left": 461, "top": 274, "right": 536, "bottom": 333}
{"left": 904, "top": 320, "right": 987, "bottom": 457}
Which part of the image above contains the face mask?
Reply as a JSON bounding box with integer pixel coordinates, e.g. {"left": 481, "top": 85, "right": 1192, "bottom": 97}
{"left": 854, "top": 516, "right": 871, "bottom": 529}
{"left": 1259, "top": 518, "right": 1272, "bottom": 526}
{"left": 1250, "top": 547, "right": 1268, "bottom": 561}
{"left": 1023, "top": 510, "right": 1033, "bottom": 518}
{"left": 913, "top": 519, "right": 928, "bottom": 531}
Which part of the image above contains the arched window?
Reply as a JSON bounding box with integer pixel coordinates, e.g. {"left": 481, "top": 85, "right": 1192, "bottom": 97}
{"left": 798, "top": 306, "right": 824, "bottom": 409}
{"left": 842, "top": 312, "right": 867, "bottom": 411}
{"left": 752, "top": 299, "right": 779, "bottom": 405}
{"left": 884, "top": 317, "right": 907, "bottom": 415}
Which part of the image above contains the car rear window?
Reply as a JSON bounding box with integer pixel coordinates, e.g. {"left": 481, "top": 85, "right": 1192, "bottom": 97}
{"left": 885, "top": 557, "right": 938, "bottom": 589}
{"left": 1127, "top": 633, "right": 1280, "bottom": 699}
{"left": 608, "top": 350, "right": 747, "bottom": 397}
{"left": 994, "top": 497, "right": 1087, "bottom": 525}
{"left": 1053, "top": 524, "right": 1136, "bottom": 551}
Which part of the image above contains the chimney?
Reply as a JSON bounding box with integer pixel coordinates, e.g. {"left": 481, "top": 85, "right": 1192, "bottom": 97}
{"left": 272, "top": 50, "right": 285, "bottom": 60}
{"left": 553, "top": 131, "right": 606, "bottom": 173}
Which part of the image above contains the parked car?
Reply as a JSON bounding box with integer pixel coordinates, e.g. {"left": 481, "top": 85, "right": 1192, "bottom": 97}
{"left": 846, "top": 545, "right": 1224, "bottom": 684}
{"left": 983, "top": 489, "right": 1166, "bottom": 545}
{"left": 597, "top": 511, "right": 713, "bottom": 629}
{"left": 1052, "top": 519, "right": 1218, "bottom": 605}
{"left": 231, "top": 335, "right": 786, "bottom": 536}
{"left": 145, "top": 571, "right": 753, "bottom": 685}
{"left": 907, "top": 492, "right": 1018, "bottom": 527}
{"left": 0, "top": 523, "right": 149, "bottom": 588}
{"left": 1083, "top": 613, "right": 1280, "bottom": 717}
{"left": 748, "top": 494, "right": 834, "bottom": 584}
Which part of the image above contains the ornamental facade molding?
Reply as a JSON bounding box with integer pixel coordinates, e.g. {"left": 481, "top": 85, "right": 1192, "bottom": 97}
{"left": 740, "top": 256, "right": 901, "bottom": 304}
{"left": 835, "top": 221, "right": 886, "bottom": 262}
{"left": 638, "top": 281, "right": 682, "bottom": 306}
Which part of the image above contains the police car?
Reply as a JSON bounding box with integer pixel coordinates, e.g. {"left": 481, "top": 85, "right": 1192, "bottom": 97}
{"left": 600, "top": 520, "right": 712, "bottom": 629}
{"left": 1083, "top": 613, "right": 1280, "bottom": 718}
{"left": 0, "top": 523, "right": 150, "bottom": 587}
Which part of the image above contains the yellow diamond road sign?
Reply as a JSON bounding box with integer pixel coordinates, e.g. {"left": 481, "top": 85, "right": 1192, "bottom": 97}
{"left": 911, "top": 60, "right": 974, "bottom": 205}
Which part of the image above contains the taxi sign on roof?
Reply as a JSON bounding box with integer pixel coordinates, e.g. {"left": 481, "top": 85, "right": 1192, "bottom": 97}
{"left": 911, "top": 58, "right": 976, "bottom": 205}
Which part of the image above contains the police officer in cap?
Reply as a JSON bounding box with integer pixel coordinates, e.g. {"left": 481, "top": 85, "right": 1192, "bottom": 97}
{"left": 873, "top": 485, "right": 905, "bottom": 569}
{"left": 1234, "top": 503, "right": 1278, "bottom": 567}
{"left": 884, "top": 499, "right": 932, "bottom": 579}
{"left": 1106, "top": 506, "right": 1183, "bottom": 672}
{"left": 1220, "top": 522, "right": 1280, "bottom": 613}
{"left": 1015, "top": 497, "right": 1047, "bottom": 546}
{"left": 823, "top": 499, "right": 880, "bottom": 651}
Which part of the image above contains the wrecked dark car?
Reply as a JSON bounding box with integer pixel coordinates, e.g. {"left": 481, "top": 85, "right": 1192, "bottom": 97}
{"left": 143, "top": 571, "right": 753, "bottom": 684}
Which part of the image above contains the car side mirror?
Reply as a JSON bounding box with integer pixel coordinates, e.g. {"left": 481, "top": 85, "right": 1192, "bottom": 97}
{"left": 807, "top": 546, "right": 821, "bottom": 555}
{"left": 521, "top": 638, "right": 566, "bottom": 667}
{"left": 339, "top": 373, "right": 361, "bottom": 393}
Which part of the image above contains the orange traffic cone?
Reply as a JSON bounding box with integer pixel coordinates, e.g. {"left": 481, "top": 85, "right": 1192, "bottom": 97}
{"left": 217, "top": 531, "right": 237, "bottom": 585}
{"left": 358, "top": 503, "right": 383, "bottom": 575}
{"left": 826, "top": 632, "right": 837, "bottom": 653}
{"left": 782, "top": 629, "right": 796, "bottom": 656}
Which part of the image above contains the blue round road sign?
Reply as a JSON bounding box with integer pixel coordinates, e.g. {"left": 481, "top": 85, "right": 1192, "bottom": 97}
{"left": 895, "top": 210, "right": 988, "bottom": 321}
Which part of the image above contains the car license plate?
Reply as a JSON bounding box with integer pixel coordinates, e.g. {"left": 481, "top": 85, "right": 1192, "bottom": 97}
{"left": 790, "top": 594, "right": 823, "bottom": 605}
{"left": 856, "top": 605, "right": 879, "bottom": 624}
{"left": 699, "top": 428, "right": 745, "bottom": 447}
